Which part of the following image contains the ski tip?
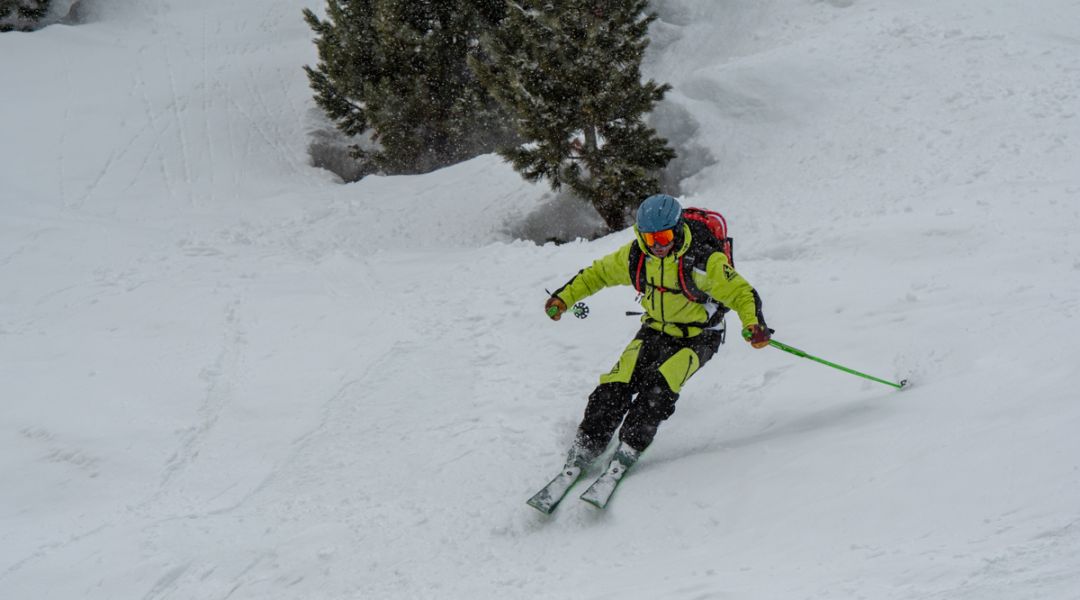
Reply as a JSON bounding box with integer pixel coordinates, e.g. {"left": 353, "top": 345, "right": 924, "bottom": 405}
{"left": 526, "top": 499, "right": 556, "bottom": 515}
{"left": 579, "top": 487, "right": 612, "bottom": 509}
{"left": 898, "top": 378, "right": 910, "bottom": 390}
{"left": 580, "top": 497, "right": 606, "bottom": 510}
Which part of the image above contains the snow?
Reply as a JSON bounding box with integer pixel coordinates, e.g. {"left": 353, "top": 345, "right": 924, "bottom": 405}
{"left": 2, "top": 0, "right": 1079, "bottom": 598}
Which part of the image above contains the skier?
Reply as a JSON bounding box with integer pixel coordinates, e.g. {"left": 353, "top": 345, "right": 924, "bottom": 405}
{"left": 539, "top": 194, "right": 772, "bottom": 509}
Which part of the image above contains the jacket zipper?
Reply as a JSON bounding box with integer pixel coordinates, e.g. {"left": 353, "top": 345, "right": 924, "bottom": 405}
{"left": 659, "top": 258, "right": 666, "bottom": 324}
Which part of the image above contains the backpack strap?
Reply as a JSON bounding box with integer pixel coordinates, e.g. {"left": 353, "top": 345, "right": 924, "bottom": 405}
{"left": 679, "top": 247, "right": 731, "bottom": 328}
{"left": 629, "top": 243, "right": 685, "bottom": 296}
{"left": 640, "top": 310, "right": 727, "bottom": 337}
{"left": 641, "top": 317, "right": 704, "bottom": 338}
{"left": 628, "top": 233, "right": 718, "bottom": 304}
{"left": 628, "top": 244, "right": 645, "bottom": 294}
{"left": 678, "top": 218, "right": 720, "bottom": 304}
{"left": 677, "top": 253, "right": 707, "bottom": 303}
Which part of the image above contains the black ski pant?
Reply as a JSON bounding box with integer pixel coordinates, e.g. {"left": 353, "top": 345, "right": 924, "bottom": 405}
{"left": 576, "top": 325, "right": 724, "bottom": 455}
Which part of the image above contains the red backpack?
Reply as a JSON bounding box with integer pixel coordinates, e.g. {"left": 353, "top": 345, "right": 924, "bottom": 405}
{"left": 629, "top": 207, "right": 734, "bottom": 304}
{"left": 683, "top": 207, "right": 733, "bottom": 268}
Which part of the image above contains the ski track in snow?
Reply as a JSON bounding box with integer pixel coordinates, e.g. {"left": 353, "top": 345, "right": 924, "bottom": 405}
{"left": 3, "top": 0, "right": 1080, "bottom": 598}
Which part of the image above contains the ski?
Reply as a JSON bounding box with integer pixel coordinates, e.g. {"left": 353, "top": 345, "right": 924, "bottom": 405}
{"left": 526, "top": 465, "right": 583, "bottom": 514}
{"left": 579, "top": 459, "right": 629, "bottom": 509}
{"left": 580, "top": 443, "right": 639, "bottom": 509}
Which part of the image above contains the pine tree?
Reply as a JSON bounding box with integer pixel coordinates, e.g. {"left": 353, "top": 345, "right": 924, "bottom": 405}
{"left": 303, "top": 0, "right": 514, "bottom": 175}
{"left": 472, "top": 0, "right": 675, "bottom": 231}
{"left": 303, "top": 0, "right": 381, "bottom": 174}
{"left": 1, "top": 0, "right": 52, "bottom": 32}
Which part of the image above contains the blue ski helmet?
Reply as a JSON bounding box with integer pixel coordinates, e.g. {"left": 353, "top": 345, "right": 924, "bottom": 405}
{"left": 636, "top": 194, "right": 682, "bottom": 232}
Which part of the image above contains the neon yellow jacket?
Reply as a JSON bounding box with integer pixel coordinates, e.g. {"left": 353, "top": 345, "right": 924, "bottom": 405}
{"left": 553, "top": 223, "right": 764, "bottom": 338}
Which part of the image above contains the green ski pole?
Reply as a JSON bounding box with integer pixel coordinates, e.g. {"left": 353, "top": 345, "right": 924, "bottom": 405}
{"left": 766, "top": 338, "right": 908, "bottom": 390}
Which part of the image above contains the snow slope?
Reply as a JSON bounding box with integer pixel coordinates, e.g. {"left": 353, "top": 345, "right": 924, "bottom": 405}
{"left": 2, "top": 0, "right": 1078, "bottom": 598}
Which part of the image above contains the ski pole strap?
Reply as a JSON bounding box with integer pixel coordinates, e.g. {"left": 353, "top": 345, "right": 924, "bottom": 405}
{"left": 768, "top": 339, "right": 908, "bottom": 390}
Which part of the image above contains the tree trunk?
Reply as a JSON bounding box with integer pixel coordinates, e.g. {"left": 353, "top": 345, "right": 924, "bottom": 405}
{"left": 591, "top": 190, "right": 628, "bottom": 232}
{"left": 583, "top": 125, "right": 598, "bottom": 154}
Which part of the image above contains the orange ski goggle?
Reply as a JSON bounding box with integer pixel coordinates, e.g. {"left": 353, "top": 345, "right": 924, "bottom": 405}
{"left": 641, "top": 228, "right": 675, "bottom": 247}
